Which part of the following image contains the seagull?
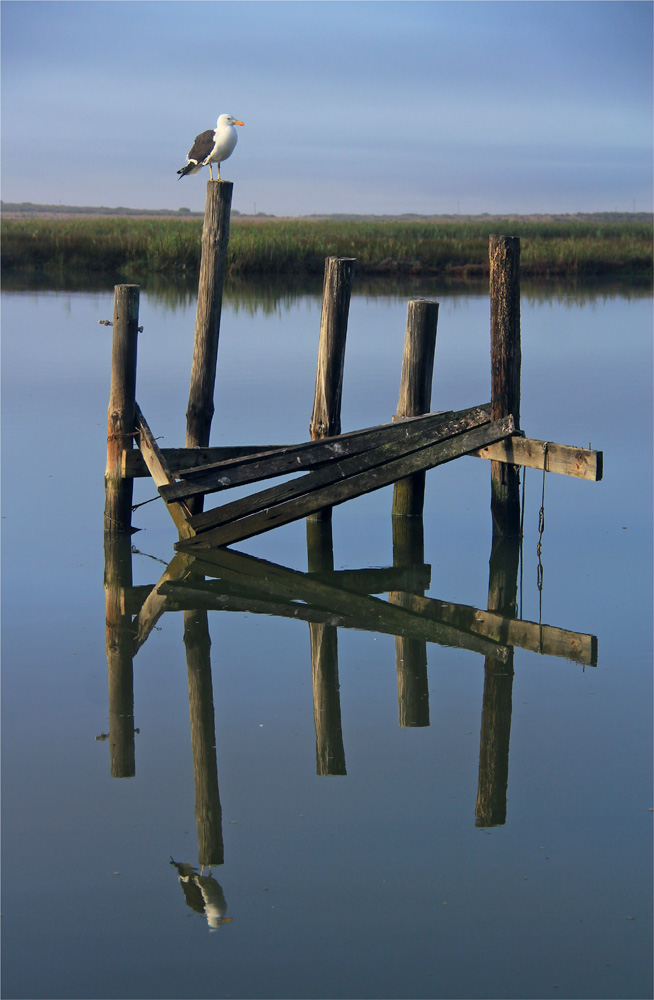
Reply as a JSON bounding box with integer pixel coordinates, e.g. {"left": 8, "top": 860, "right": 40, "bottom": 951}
{"left": 177, "top": 114, "right": 244, "bottom": 181}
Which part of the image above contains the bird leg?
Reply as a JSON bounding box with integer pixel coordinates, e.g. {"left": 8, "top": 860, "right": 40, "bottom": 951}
{"left": 208, "top": 163, "right": 214, "bottom": 181}
{"left": 216, "top": 163, "right": 221, "bottom": 181}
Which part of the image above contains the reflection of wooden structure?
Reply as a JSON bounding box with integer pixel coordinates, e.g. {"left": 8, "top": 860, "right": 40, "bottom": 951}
{"left": 102, "top": 514, "right": 598, "bottom": 857}
{"left": 102, "top": 180, "right": 604, "bottom": 852}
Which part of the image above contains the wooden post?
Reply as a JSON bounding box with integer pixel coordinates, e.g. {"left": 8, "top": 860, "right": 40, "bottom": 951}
{"left": 392, "top": 299, "right": 439, "bottom": 516}
{"left": 489, "top": 235, "right": 521, "bottom": 534}
{"left": 308, "top": 256, "right": 356, "bottom": 522}
{"left": 310, "top": 256, "right": 356, "bottom": 436}
{"left": 186, "top": 181, "right": 233, "bottom": 453}
{"left": 104, "top": 284, "right": 139, "bottom": 534}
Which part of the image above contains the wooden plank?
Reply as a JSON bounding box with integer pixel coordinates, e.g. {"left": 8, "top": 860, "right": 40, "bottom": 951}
{"left": 123, "top": 445, "right": 279, "bottom": 478}
{"left": 159, "top": 409, "right": 454, "bottom": 503}
{"left": 134, "top": 405, "right": 195, "bottom": 539}
{"left": 403, "top": 594, "right": 597, "bottom": 666}
{"left": 470, "top": 435, "right": 603, "bottom": 481}
{"left": 179, "top": 413, "right": 515, "bottom": 549}
{"left": 180, "top": 547, "right": 509, "bottom": 659}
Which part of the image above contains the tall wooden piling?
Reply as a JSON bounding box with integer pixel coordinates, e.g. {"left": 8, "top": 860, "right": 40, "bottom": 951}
{"left": 489, "top": 235, "right": 521, "bottom": 534}
{"left": 392, "top": 299, "right": 439, "bottom": 516}
{"left": 308, "top": 256, "right": 356, "bottom": 522}
{"left": 104, "top": 284, "right": 140, "bottom": 535}
{"left": 186, "top": 181, "right": 233, "bottom": 453}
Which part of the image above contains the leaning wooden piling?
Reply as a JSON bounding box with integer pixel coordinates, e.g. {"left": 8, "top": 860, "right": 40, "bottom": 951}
{"left": 104, "top": 284, "right": 140, "bottom": 535}
{"left": 186, "top": 181, "right": 233, "bottom": 453}
{"left": 392, "top": 299, "right": 439, "bottom": 516}
{"left": 489, "top": 235, "right": 521, "bottom": 534}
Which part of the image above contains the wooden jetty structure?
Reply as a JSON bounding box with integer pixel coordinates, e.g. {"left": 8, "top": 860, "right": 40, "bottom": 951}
{"left": 104, "top": 208, "right": 601, "bottom": 547}
{"left": 101, "top": 180, "right": 603, "bottom": 854}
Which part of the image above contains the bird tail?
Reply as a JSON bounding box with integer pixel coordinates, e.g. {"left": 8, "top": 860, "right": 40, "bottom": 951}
{"left": 176, "top": 162, "right": 200, "bottom": 179}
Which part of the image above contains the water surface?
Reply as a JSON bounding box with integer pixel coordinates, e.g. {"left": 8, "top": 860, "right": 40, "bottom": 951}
{"left": 2, "top": 276, "right": 652, "bottom": 999}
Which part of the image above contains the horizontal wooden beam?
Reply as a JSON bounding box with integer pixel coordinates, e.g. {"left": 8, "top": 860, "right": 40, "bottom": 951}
{"left": 470, "top": 435, "right": 602, "bottom": 481}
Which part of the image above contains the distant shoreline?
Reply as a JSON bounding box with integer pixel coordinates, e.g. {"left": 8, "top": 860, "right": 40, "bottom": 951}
{"left": 1, "top": 201, "right": 651, "bottom": 225}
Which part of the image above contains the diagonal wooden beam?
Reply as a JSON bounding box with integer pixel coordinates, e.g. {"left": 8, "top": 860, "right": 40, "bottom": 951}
{"left": 178, "top": 413, "right": 515, "bottom": 549}
{"left": 134, "top": 404, "right": 195, "bottom": 539}
{"left": 159, "top": 408, "right": 456, "bottom": 503}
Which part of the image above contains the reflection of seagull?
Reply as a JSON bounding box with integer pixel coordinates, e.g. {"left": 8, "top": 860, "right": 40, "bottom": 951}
{"left": 170, "top": 858, "right": 233, "bottom": 930}
{"left": 176, "top": 114, "right": 244, "bottom": 181}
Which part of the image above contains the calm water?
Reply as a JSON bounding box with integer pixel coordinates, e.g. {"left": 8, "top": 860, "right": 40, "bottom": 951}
{"left": 2, "top": 275, "right": 652, "bottom": 1000}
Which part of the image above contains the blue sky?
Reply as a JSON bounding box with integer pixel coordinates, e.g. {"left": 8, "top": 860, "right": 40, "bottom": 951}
{"left": 2, "top": 0, "right": 652, "bottom": 216}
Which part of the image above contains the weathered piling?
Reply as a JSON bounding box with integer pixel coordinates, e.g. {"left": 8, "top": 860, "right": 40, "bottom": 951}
{"left": 392, "top": 298, "right": 439, "bottom": 516}
{"left": 489, "top": 235, "right": 521, "bottom": 534}
{"left": 186, "top": 181, "right": 233, "bottom": 453}
{"left": 308, "top": 256, "right": 356, "bottom": 522}
{"left": 310, "top": 256, "right": 356, "bottom": 439}
{"left": 104, "top": 284, "right": 140, "bottom": 534}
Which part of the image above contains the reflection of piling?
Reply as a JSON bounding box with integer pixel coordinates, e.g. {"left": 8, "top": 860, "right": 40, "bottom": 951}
{"left": 104, "top": 284, "right": 139, "bottom": 535}
{"left": 489, "top": 235, "right": 521, "bottom": 534}
{"left": 392, "top": 299, "right": 439, "bottom": 516}
{"left": 186, "top": 181, "right": 233, "bottom": 512}
{"left": 104, "top": 531, "right": 136, "bottom": 777}
{"left": 476, "top": 239, "right": 521, "bottom": 823}
{"left": 306, "top": 518, "right": 346, "bottom": 775}
{"left": 390, "top": 515, "right": 430, "bottom": 727}
{"left": 475, "top": 533, "right": 519, "bottom": 827}
{"left": 183, "top": 606, "right": 224, "bottom": 866}
{"left": 308, "top": 256, "right": 356, "bottom": 523}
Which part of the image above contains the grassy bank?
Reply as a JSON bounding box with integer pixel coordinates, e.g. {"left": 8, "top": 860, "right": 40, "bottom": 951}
{"left": 1, "top": 216, "right": 651, "bottom": 280}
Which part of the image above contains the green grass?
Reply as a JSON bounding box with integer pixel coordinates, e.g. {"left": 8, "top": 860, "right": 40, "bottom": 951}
{"left": 2, "top": 216, "right": 651, "bottom": 280}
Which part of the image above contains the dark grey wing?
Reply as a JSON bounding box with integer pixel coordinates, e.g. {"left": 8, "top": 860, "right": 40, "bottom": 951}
{"left": 186, "top": 129, "right": 215, "bottom": 164}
